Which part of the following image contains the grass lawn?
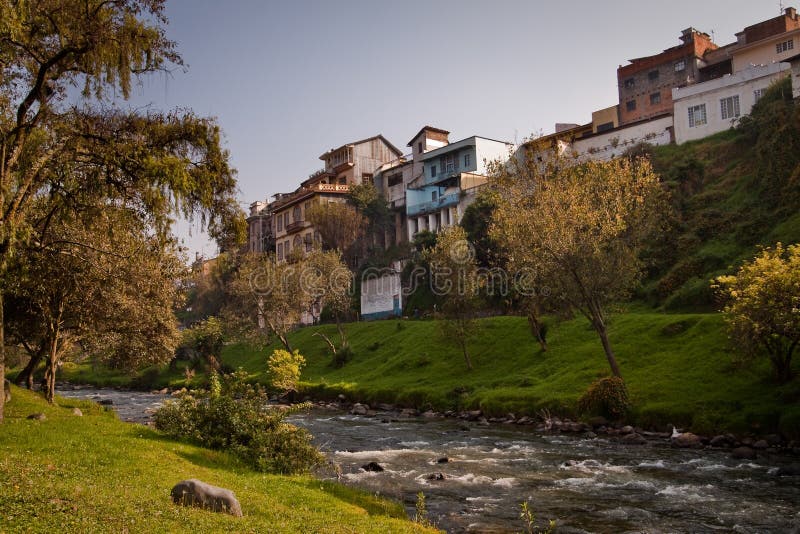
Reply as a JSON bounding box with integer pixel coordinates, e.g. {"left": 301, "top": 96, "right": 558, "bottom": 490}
{"left": 0, "top": 385, "right": 436, "bottom": 533}
{"left": 59, "top": 311, "right": 800, "bottom": 438}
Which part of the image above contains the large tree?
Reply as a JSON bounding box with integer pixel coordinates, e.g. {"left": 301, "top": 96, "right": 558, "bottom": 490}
{"left": 714, "top": 243, "right": 800, "bottom": 383}
{"left": 490, "top": 151, "right": 666, "bottom": 379}
{"left": 0, "top": 0, "right": 242, "bottom": 419}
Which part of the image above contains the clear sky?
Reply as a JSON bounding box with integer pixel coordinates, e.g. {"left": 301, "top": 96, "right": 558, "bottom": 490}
{"left": 125, "top": 0, "right": 786, "bottom": 258}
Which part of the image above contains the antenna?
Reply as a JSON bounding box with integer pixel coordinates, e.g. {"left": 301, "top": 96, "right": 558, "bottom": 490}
{"left": 711, "top": 29, "right": 716, "bottom": 44}
{"left": 780, "top": 0, "right": 785, "bottom": 14}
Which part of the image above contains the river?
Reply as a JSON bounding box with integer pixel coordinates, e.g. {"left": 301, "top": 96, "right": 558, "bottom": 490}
{"left": 57, "top": 387, "right": 800, "bottom": 533}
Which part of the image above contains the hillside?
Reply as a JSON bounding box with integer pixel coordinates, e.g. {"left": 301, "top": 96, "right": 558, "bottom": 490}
{"left": 0, "top": 385, "right": 434, "bottom": 533}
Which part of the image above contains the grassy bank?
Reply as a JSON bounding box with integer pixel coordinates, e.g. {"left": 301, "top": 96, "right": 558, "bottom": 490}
{"left": 0, "top": 385, "right": 435, "bottom": 533}
{"left": 60, "top": 311, "right": 800, "bottom": 438}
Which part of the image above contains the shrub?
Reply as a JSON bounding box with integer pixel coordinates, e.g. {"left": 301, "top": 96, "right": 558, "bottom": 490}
{"left": 153, "top": 371, "right": 323, "bottom": 474}
{"left": 577, "top": 376, "right": 630, "bottom": 420}
{"left": 267, "top": 349, "right": 305, "bottom": 393}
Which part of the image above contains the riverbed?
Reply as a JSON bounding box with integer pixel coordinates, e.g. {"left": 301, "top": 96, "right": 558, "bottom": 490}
{"left": 57, "top": 387, "right": 800, "bottom": 533}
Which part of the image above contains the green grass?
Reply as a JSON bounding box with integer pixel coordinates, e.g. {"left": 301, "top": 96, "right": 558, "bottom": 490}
{"left": 61, "top": 311, "right": 800, "bottom": 438}
{"left": 0, "top": 385, "right": 436, "bottom": 533}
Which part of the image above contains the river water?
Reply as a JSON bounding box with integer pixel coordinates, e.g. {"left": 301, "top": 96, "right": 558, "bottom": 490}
{"left": 58, "top": 388, "right": 800, "bottom": 533}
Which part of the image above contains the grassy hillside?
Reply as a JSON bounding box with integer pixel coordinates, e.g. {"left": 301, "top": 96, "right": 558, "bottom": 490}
{"left": 0, "top": 385, "right": 435, "bottom": 533}
{"left": 61, "top": 312, "right": 800, "bottom": 438}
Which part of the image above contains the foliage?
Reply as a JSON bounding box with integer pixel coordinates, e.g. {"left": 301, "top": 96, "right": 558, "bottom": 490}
{"left": 305, "top": 201, "right": 365, "bottom": 259}
{"left": 181, "top": 317, "right": 225, "bottom": 372}
{"left": 0, "top": 387, "right": 428, "bottom": 533}
{"left": 0, "top": 0, "right": 243, "bottom": 420}
{"left": 349, "top": 182, "right": 394, "bottom": 252}
{"left": 413, "top": 491, "right": 433, "bottom": 528}
{"left": 577, "top": 376, "right": 630, "bottom": 420}
{"left": 459, "top": 189, "right": 501, "bottom": 268}
{"left": 268, "top": 349, "right": 306, "bottom": 393}
{"left": 714, "top": 243, "right": 800, "bottom": 383}
{"left": 520, "top": 501, "right": 555, "bottom": 534}
{"left": 490, "top": 150, "right": 667, "bottom": 378}
{"left": 154, "top": 371, "right": 323, "bottom": 474}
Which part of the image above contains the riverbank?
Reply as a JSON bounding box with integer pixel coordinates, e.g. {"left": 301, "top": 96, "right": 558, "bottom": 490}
{"left": 57, "top": 312, "right": 800, "bottom": 439}
{"left": 0, "top": 385, "right": 436, "bottom": 533}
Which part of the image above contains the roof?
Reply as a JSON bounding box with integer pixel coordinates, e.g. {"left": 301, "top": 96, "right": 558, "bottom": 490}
{"left": 419, "top": 135, "right": 512, "bottom": 161}
{"left": 318, "top": 134, "right": 402, "bottom": 161}
{"left": 406, "top": 125, "right": 450, "bottom": 147}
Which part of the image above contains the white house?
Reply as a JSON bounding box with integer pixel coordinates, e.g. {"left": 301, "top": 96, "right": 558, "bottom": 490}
{"left": 672, "top": 63, "right": 790, "bottom": 144}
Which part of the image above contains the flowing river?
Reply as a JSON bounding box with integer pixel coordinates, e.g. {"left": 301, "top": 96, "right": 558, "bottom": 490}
{"left": 58, "top": 387, "right": 800, "bottom": 533}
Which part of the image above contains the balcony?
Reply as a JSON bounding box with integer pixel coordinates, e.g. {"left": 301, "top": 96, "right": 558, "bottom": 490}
{"left": 407, "top": 192, "right": 460, "bottom": 217}
{"left": 285, "top": 220, "right": 308, "bottom": 234}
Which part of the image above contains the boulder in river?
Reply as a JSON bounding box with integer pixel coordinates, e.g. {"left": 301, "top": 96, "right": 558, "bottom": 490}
{"left": 436, "top": 457, "right": 449, "bottom": 464}
{"left": 361, "top": 462, "right": 384, "bottom": 472}
{"left": 671, "top": 432, "right": 703, "bottom": 449}
{"left": 731, "top": 446, "right": 757, "bottom": 460}
{"left": 752, "top": 440, "right": 769, "bottom": 450}
{"left": 621, "top": 432, "right": 647, "bottom": 445}
{"left": 426, "top": 472, "right": 446, "bottom": 481}
{"left": 171, "top": 479, "right": 242, "bottom": 517}
{"left": 351, "top": 403, "right": 369, "bottom": 416}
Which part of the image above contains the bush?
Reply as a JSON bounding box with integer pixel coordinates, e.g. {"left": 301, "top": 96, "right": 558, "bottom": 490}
{"left": 577, "top": 376, "right": 630, "bottom": 420}
{"left": 268, "top": 349, "right": 305, "bottom": 393}
{"left": 153, "top": 371, "right": 323, "bottom": 474}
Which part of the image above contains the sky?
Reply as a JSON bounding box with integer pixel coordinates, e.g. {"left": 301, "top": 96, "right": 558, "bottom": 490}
{"left": 123, "top": 0, "right": 787, "bottom": 259}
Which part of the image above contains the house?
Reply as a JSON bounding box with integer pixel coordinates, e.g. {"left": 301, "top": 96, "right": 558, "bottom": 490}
{"left": 245, "top": 200, "right": 273, "bottom": 253}
{"left": 617, "top": 28, "right": 718, "bottom": 126}
{"left": 404, "top": 134, "right": 512, "bottom": 238}
{"left": 270, "top": 135, "right": 402, "bottom": 261}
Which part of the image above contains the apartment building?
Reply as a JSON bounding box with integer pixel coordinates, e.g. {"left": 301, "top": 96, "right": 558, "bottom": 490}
{"left": 246, "top": 200, "right": 273, "bottom": 253}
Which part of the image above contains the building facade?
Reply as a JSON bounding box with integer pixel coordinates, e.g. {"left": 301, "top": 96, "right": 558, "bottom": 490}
{"left": 246, "top": 200, "right": 273, "bottom": 253}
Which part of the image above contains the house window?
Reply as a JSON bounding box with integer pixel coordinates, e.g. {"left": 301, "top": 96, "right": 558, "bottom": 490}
{"left": 277, "top": 213, "right": 284, "bottom": 232}
{"left": 418, "top": 142, "right": 423, "bottom": 153}
{"left": 430, "top": 165, "right": 437, "bottom": 178}
{"left": 720, "top": 95, "right": 740, "bottom": 120}
{"left": 464, "top": 153, "right": 471, "bottom": 167}
{"left": 626, "top": 99, "right": 636, "bottom": 112}
{"left": 624, "top": 77, "right": 635, "bottom": 89}
{"left": 284, "top": 213, "right": 289, "bottom": 228}
{"left": 675, "top": 60, "right": 686, "bottom": 72}
{"left": 776, "top": 39, "right": 794, "bottom": 53}
{"left": 648, "top": 70, "right": 659, "bottom": 81}
{"left": 688, "top": 104, "right": 707, "bottom": 127}
{"left": 277, "top": 242, "right": 284, "bottom": 261}
{"left": 596, "top": 122, "right": 614, "bottom": 133}
{"left": 387, "top": 172, "right": 403, "bottom": 187}
{"left": 338, "top": 176, "right": 346, "bottom": 185}
{"left": 432, "top": 191, "right": 438, "bottom": 202}
{"left": 650, "top": 92, "right": 661, "bottom": 105}
{"left": 292, "top": 205, "right": 302, "bottom": 222}
{"left": 362, "top": 173, "right": 372, "bottom": 184}
{"left": 754, "top": 88, "right": 765, "bottom": 103}
{"left": 444, "top": 155, "right": 454, "bottom": 173}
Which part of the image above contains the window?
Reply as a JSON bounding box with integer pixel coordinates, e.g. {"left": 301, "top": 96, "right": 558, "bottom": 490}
{"left": 432, "top": 191, "right": 438, "bottom": 201}
{"left": 277, "top": 213, "right": 284, "bottom": 232}
{"left": 648, "top": 70, "right": 659, "bottom": 81}
{"left": 674, "top": 59, "right": 686, "bottom": 72}
{"left": 596, "top": 121, "right": 614, "bottom": 133}
{"left": 283, "top": 213, "right": 289, "bottom": 228}
{"left": 338, "top": 176, "right": 346, "bottom": 185}
{"left": 688, "top": 104, "right": 707, "bottom": 127}
{"left": 650, "top": 92, "right": 661, "bottom": 105}
{"left": 464, "top": 153, "right": 471, "bottom": 167}
{"left": 754, "top": 88, "right": 765, "bottom": 103}
{"left": 387, "top": 172, "right": 403, "bottom": 187}
{"left": 720, "top": 95, "right": 740, "bottom": 120}
{"left": 776, "top": 39, "right": 794, "bottom": 53}
{"left": 444, "top": 155, "right": 454, "bottom": 173}
{"left": 292, "top": 205, "right": 302, "bottom": 222}
{"left": 277, "top": 242, "right": 284, "bottom": 261}
{"left": 362, "top": 173, "right": 372, "bottom": 184}
{"left": 430, "top": 165, "right": 437, "bottom": 178}
{"left": 418, "top": 142, "right": 422, "bottom": 153}
{"left": 624, "top": 77, "right": 634, "bottom": 89}
{"left": 626, "top": 99, "right": 636, "bottom": 112}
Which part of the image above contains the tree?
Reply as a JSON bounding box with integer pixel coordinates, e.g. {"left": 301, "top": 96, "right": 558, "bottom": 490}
{"left": 0, "top": 0, "right": 241, "bottom": 419}
{"left": 305, "top": 201, "right": 365, "bottom": 265}
{"left": 714, "top": 243, "right": 800, "bottom": 383}
{"left": 267, "top": 349, "right": 305, "bottom": 394}
{"left": 6, "top": 204, "right": 184, "bottom": 402}
{"left": 349, "top": 182, "right": 393, "bottom": 249}
{"left": 426, "top": 226, "right": 481, "bottom": 370}
{"left": 490, "top": 151, "right": 666, "bottom": 378}
{"left": 304, "top": 249, "right": 352, "bottom": 359}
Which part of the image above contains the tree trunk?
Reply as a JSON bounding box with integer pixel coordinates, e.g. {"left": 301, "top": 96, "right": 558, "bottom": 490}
{"left": 0, "top": 288, "right": 5, "bottom": 422}
{"left": 527, "top": 310, "right": 547, "bottom": 352}
{"left": 594, "top": 317, "right": 622, "bottom": 379}
{"left": 45, "top": 326, "right": 60, "bottom": 404}
{"left": 461, "top": 339, "right": 473, "bottom": 371}
{"left": 335, "top": 314, "right": 348, "bottom": 349}
{"left": 16, "top": 347, "right": 45, "bottom": 389}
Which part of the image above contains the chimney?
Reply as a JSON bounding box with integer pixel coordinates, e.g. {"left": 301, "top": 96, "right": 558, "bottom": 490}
{"left": 680, "top": 28, "right": 695, "bottom": 44}
{"left": 786, "top": 7, "right": 797, "bottom": 20}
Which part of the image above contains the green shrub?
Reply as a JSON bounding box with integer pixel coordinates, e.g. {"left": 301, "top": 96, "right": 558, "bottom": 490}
{"left": 267, "top": 349, "right": 305, "bottom": 393}
{"left": 577, "top": 376, "right": 630, "bottom": 420}
{"left": 153, "top": 371, "right": 323, "bottom": 474}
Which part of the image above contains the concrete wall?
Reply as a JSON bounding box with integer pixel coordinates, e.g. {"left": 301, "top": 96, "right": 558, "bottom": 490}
{"left": 572, "top": 115, "right": 673, "bottom": 161}
{"left": 672, "top": 63, "right": 789, "bottom": 144}
{"left": 474, "top": 137, "right": 512, "bottom": 174}
{"left": 792, "top": 58, "right": 800, "bottom": 99}
{"left": 732, "top": 29, "right": 800, "bottom": 73}
{"left": 360, "top": 269, "right": 403, "bottom": 320}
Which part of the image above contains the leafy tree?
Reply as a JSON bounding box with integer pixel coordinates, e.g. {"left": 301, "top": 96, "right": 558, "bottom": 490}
{"left": 305, "top": 201, "right": 365, "bottom": 260}
{"left": 0, "top": 0, "right": 242, "bottom": 419}
{"left": 714, "top": 243, "right": 800, "bottom": 383}
{"left": 490, "top": 152, "right": 666, "bottom": 378}
{"left": 304, "top": 249, "right": 352, "bottom": 358}
{"left": 426, "top": 226, "right": 480, "bottom": 370}
{"left": 267, "top": 349, "right": 305, "bottom": 394}
{"left": 349, "top": 182, "right": 393, "bottom": 249}
{"left": 181, "top": 317, "right": 225, "bottom": 373}
{"left": 460, "top": 189, "right": 501, "bottom": 268}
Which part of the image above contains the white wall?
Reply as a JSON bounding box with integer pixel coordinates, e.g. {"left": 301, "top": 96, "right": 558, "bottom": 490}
{"left": 474, "top": 138, "right": 513, "bottom": 174}
{"left": 360, "top": 271, "right": 402, "bottom": 319}
{"left": 672, "top": 63, "right": 789, "bottom": 144}
{"left": 572, "top": 115, "right": 673, "bottom": 161}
